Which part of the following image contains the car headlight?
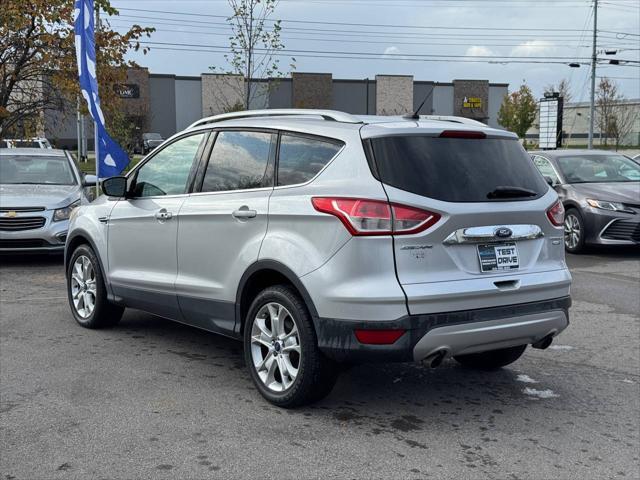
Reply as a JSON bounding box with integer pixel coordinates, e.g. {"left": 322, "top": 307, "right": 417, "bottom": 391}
{"left": 53, "top": 200, "right": 81, "bottom": 222}
{"left": 586, "top": 199, "right": 635, "bottom": 214}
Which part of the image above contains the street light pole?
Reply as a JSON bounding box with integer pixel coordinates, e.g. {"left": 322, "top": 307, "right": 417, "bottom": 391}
{"left": 588, "top": 0, "right": 598, "bottom": 149}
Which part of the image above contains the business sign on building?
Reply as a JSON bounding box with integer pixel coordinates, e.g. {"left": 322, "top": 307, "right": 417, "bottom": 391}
{"left": 539, "top": 95, "right": 564, "bottom": 149}
{"left": 462, "top": 96, "right": 482, "bottom": 109}
{"left": 114, "top": 84, "right": 140, "bottom": 99}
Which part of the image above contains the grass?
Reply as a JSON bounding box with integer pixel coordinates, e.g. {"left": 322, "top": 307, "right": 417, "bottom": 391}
{"left": 73, "top": 154, "right": 143, "bottom": 175}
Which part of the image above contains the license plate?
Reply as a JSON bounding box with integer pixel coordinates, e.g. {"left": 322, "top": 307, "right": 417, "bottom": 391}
{"left": 477, "top": 242, "right": 519, "bottom": 272}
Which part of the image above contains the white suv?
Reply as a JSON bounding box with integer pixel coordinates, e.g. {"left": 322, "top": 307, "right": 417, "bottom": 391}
{"left": 65, "top": 109, "right": 571, "bottom": 407}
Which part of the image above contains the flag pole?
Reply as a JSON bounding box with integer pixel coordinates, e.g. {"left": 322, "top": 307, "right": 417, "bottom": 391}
{"left": 94, "top": 3, "right": 100, "bottom": 197}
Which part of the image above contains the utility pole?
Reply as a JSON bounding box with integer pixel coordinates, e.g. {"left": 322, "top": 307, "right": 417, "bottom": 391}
{"left": 246, "top": 3, "right": 254, "bottom": 110}
{"left": 588, "top": 0, "right": 598, "bottom": 149}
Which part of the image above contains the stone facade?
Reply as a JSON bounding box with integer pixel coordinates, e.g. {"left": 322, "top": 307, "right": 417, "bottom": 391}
{"left": 376, "top": 75, "right": 413, "bottom": 115}
{"left": 292, "top": 73, "right": 333, "bottom": 109}
{"left": 121, "top": 68, "right": 150, "bottom": 129}
{"left": 201, "top": 74, "right": 245, "bottom": 116}
{"left": 453, "top": 79, "right": 489, "bottom": 121}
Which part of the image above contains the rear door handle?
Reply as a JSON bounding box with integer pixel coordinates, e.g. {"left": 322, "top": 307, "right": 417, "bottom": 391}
{"left": 155, "top": 209, "right": 173, "bottom": 221}
{"left": 232, "top": 207, "right": 257, "bottom": 219}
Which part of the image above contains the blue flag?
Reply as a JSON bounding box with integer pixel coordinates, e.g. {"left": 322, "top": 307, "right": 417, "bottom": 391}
{"left": 74, "top": 0, "right": 129, "bottom": 178}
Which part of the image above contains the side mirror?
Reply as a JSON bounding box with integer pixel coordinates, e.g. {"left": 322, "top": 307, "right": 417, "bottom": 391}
{"left": 102, "top": 176, "right": 128, "bottom": 197}
{"left": 83, "top": 174, "right": 97, "bottom": 187}
{"left": 544, "top": 176, "right": 555, "bottom": 186}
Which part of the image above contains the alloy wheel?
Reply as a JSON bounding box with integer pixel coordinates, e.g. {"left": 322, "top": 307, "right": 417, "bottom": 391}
{"left": 250, "top": 302, "right": 301, "bottom": 392}
{"left": 70, "top": 255, "right": 97, "bottom": 319}
{"left": 564, "top": 213, "right": 581, "bottom": 250}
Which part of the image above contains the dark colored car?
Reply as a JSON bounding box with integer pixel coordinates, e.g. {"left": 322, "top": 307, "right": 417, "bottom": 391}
{"left": 531, "top": 150, "right": 640, "bottom": 253}
{"left": 141, "top": 133, "right": 164, "bottom": 154}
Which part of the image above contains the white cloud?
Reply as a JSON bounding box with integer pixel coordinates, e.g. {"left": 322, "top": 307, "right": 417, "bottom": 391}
{"left": 383, "top": 46, "right": 401, "bottom": 56}
{"left": 511, "top": 40, "right": 556, "bottom": 57}
{"left": 465, "top": 46, "right": 495, "bottom": 57}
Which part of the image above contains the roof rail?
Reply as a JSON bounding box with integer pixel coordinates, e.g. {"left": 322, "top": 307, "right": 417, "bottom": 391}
{"left": 419, "top": 115, "right": 487, "bottom": 126}
{"left": 188, "top": 109, "right": 362, "bottom": 129}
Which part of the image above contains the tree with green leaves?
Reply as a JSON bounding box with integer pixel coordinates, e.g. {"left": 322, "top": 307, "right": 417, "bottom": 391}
{"left": 210, "top": 0, "right": 293, "bottom": 111}
{"left": 0, "top": 0, "right": 154, "bottom": 138}
{"left": 498, "top": 83, "right": 537, "bottom": 142}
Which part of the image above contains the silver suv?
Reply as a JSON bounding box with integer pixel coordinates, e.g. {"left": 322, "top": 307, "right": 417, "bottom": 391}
{"left": 65, "top": 109, "right": 572, "bottom": 407}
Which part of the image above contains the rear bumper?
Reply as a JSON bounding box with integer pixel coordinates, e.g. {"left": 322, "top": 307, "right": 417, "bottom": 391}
{"left": 315, "top": 296, "right": 571, "bottom": 363}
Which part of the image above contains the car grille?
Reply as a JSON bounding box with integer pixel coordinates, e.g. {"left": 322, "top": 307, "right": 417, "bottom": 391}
{"left": 0, "top": 239, "right": 48, "bottom": 249}
{"left": 601, "top": 219, "right": 640, "bottom": 243}
{"left": 0, "top": 216, "right": 47, "bottom": 231}
{"left": 0, "top": 206, "right": 45, "bottom": 213}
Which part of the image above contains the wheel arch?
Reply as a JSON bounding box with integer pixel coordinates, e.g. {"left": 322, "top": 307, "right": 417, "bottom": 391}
{"left": 235, "top": 260, "right": 319, "bottom": 336}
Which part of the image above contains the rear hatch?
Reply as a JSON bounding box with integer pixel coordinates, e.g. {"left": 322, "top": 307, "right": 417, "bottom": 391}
{"left": 364, "top": 128, "right": 570, "bottom": 315}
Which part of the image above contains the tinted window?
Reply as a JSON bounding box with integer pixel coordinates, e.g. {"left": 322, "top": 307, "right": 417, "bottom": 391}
{"left": 369, "top": 136, "right": 548, "bottom": 202}
{"left": 0, "top": 155, "right": 75, "bottom": 185}
{"left": 277, "top": 134, "right": 342, "bottom": 186}
{"left": 201, "top": 131, "right": 274, "bottom": 192}
{"left": 533, "top": 156, "right": 560, "bottom": 184}
{"left": 555, "top": 154, "right": 640, "bottom": 183}
{"left": 14, "top": 141, "right": 40, "bottom": 148}
{"left": 132, "top": 133, "right": 205, "bottom": 197}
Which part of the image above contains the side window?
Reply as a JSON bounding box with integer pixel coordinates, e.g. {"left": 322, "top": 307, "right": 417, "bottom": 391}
{"left": 277, "top": 134, "right": 343, "bottom": 186}
{"left": 201, "top": 131, "right": 275, "bottom": 192}
{"left": 133, "top": 133, "right": 205, "bottom": 197}
{"left": 533, "top": 156, "right": 560, "bottom": 185}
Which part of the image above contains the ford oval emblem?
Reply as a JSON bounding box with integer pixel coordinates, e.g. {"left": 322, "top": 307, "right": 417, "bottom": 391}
{"left": 495, "top": 227, "right": 513, "bottom": 239}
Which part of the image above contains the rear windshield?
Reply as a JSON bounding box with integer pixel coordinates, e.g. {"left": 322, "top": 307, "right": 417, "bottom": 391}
{"left": 368, "top": 136, "right": 548, "bottom": 202}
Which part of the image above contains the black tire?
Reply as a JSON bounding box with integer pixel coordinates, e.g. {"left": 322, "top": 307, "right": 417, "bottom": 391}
{"left": 454, "top": 345, "right": 527, "bottom": 370}
{"left": 244, "top": 285, "right": 338, "bottom": 408}
{"left": 564, "top": 208, "right": 586, "bottom": 254}
{"left": 67, "top": 244, "right": 124, "bottom": 329}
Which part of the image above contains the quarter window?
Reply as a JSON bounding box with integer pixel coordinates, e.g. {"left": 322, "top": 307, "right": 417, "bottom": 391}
{"left": 533, "top": 156, "right": 560, "bottom": 185}
{"left": 201, "top": 131, "right": 275, "bottom": 192}
{"left": 132, "top": 133, "right": 205, "bottom": 197}
{"left": 277, "top": 134, "right": 343, "bottom": 186}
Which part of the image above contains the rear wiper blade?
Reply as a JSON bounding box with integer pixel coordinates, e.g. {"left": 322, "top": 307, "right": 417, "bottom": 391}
{"left": 487, "top": 186, "right": 537, "bottom": 199}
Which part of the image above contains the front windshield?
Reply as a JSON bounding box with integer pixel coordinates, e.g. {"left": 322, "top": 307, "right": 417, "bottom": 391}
{"left": 556, "top": 154, "right": 640, "bottom": 183}
{"left": 0, "top": 155, "right": 76, "bottom": 185}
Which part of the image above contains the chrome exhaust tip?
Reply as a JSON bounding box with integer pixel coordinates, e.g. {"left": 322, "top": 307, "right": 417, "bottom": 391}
{"left": 423, "top": 349, "right": 447, "bottom": 368}
{"left": 532, "top": 334, "right": 554, "bottom": 350}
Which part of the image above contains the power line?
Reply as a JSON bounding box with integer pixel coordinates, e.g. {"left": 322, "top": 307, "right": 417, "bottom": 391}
{"left": 136, "top": 39, "right": 595, "bottom": 60}
{"left": 136, "top": 44, "right": 591, "bottom": 65}
{"left": 115, "top": 6, "right": 637, "bottom": 34}
{"left": 113, "top": 14, "right": 632, "bottom": 42}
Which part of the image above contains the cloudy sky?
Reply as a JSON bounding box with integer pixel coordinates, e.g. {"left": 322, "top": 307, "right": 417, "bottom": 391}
{"left": 109, "top": 0, "right": 639, "bottom": 101}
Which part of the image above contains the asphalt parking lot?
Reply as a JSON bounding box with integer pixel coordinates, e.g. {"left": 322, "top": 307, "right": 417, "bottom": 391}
{"left": 1, "top": 249, "right": 639, "bottom": 480}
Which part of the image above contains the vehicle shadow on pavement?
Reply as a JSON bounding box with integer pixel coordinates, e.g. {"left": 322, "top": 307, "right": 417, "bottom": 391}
{"left": 117, "top": 310, "right": 563, "bottom": 423}
{"left": 0, "top": 253, "right": 64, "bottom": 266}
{"left": 568, "top": 245, "right": 640, "bottom": 260}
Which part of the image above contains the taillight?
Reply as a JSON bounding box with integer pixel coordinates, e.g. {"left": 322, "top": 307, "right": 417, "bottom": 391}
{"left": 354, "top": 329, "right": 406, "bottom": 345}
{"left": 312, "top": 197, "right": 441, "bottom": 236}
{"left": 546, "top": 200, "right": 565, "bottom": 227}
{"left": 439, "top": 130, "right": 486, "bottom": 139}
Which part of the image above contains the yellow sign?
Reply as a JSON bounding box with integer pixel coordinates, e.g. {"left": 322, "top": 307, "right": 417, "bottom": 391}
{"left": 4, "top": 211, "right": 17, "bottom": 218}
{"left": 463, "top": 96, "right": 482, "bottom": 108}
